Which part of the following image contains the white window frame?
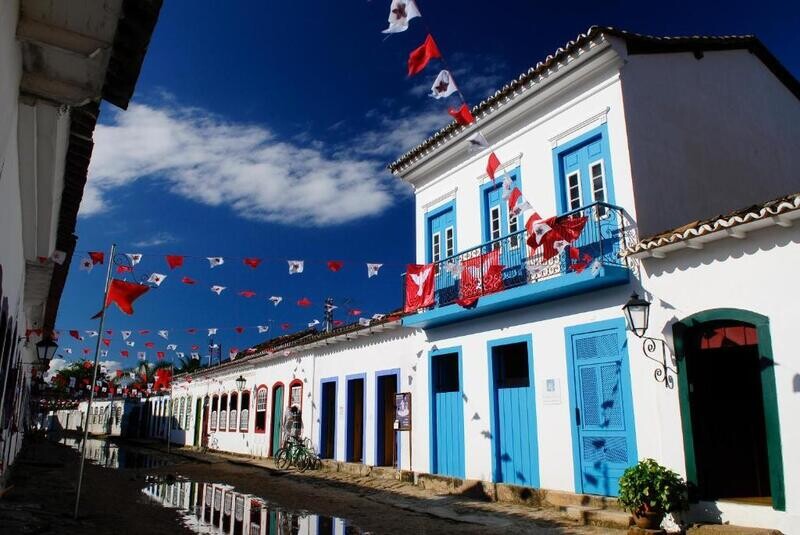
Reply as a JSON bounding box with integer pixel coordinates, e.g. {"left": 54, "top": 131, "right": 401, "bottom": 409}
{"left": 431, "top": 232, "right": 441, "bottom": 263}
{"left": 588, "top": 159, "right": 608, "bottom": 218}
{"left": 444, "top": 226, "right": 455, "bottom": 258}
{"left": 256, "top": 388, "right": 267, "bottom": 412}
{"left": 565, "top": 170, "right": 582, "bottom": 211}
{"left": 185, "top": 396, "right": 192, "bottom": 430}
{"left": 508, "top": 213, "right": 520, "bottom": 249}
{"left": 490, "top": 206, "right": 502, "bottom": 240}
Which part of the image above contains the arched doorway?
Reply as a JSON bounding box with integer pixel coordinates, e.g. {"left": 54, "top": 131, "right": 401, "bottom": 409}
{"left": 673, "top": 309, "right": 785, "bottom": 510}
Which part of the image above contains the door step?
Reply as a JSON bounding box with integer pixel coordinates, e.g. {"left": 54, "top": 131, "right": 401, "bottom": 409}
{"left": 686, "top": 524, "right": 783, "bottom": 535}
{"left": 561, "top": 504, "right": 633, "bottom": 529}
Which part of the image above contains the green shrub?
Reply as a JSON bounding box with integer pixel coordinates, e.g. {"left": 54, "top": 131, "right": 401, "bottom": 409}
{"left": 617, "top": 458, "right": 689, "bottom": 515}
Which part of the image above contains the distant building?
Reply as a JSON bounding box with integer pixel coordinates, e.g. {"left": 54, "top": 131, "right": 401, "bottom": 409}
{"left": 0, "top": 0, "right": 161, "bottom": 486}
{"left": 137, "top": 27, "right": 800, "bottom": 532}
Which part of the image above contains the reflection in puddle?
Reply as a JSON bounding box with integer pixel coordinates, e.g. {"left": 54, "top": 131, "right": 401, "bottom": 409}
{"left": 55, "top": 435, "right": 170, "bottom": 470}
{"left": 142, "top": 477, "right": 367, "bottom": 535}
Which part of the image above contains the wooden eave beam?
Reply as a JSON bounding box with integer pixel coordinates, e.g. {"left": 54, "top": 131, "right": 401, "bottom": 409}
{"left": 17, "top": 17, "right": 110, "bottom": 58}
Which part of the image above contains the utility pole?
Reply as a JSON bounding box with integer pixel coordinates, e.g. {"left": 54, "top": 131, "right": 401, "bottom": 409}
{"left": 324, "top": 297, "right": 334, "bottom": 333}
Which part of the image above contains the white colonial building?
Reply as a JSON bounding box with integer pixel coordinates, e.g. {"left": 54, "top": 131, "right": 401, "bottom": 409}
{"left": 0, "top": 0, "right": 160, "bottom": 487}
{"left": 165, "top": 27, "right": 800, "bottom": 533}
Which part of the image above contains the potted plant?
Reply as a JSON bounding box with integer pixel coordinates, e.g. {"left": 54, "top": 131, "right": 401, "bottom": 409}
{"left": 617, "top": 458, "right": 688, "bottom": 529}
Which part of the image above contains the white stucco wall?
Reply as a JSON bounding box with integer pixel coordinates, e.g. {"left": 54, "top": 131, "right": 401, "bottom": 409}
{"left": 638, "top": 223, "right": 800, "bottom": 532}
{"left": 619, "top": 47, "right": 800, "bottom": 237}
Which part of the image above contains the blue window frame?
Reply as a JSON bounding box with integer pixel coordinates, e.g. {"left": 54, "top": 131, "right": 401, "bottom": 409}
{"left": 479, "top": 167, "right": 521, "bottom": 245}
{"left": 425, "top": 200, "right": 457, "bottom": 263}
{"left": 552, "top": 124, "right": 616, "bottom": 215}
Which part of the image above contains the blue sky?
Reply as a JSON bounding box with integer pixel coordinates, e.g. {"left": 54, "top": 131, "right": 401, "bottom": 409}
{"left": 52, "top": 0, "right": 800, "bottom": 371}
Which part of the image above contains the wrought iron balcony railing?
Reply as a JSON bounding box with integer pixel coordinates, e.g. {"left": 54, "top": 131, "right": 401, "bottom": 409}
{"left": 406, "top": 202, "right": 630, "bottom": 311}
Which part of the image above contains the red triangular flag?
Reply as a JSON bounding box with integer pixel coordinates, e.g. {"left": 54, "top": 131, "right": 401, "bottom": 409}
{"left": 486, "top": 152, "right": 501, "bottom": 180}
{"left": 297, "top": 297, "right": 312, "bottom": 307}
{"left": 139, "top": 330, "right": 150, "bottom": 335}
{"left": 243, "top": 258, "right": 262, "bottom": 269}
{"left": 408, "top": 34, "right": 441, "bottom": 76}
{"left": 448, "top": 104, "right": 475, "bottom": 126}
{"left": 239, "top": 290, "right": 256, "bottom": 298}
{"left": 69, "top": 330, "right": 83, "bottom": 341}
{"left": 91, "top": 279, "right": 150, "bottom": 318}
{"left": 156, "top": 351, "right": 165, "bottom": 360}
{"left": 186, "top": 328, "right": 197, "bottom": 334}
{"left": 102, "top": 338, "right": 111, "bottom": 347}
{"left": 181, "top": 277, "right": 196, "bottom": 285}
{"left": 191, "top": 345, "right": 199, "bottom": 350}
{"left": 117, "top": 265, "right": 132, "bottom": 273}
{"left": 234, "top": 326, "right": 245, "bottom": 334}
{"left": 145, "top": 342, "right": 155, "bottom": 348}
{"left": 121, "top": 350, "right": 129, "bottom": 358}
{"left": 280, "top": 323, "right": 291, "bottom": 331}
{"left": 327, "top": 260, "right": 343, "bottom": 272}
{"left": 166, "top": 255, "right": 184, "bottom": 270}
{"left": 88, "top": 251, "right": 105, "bottom": 265}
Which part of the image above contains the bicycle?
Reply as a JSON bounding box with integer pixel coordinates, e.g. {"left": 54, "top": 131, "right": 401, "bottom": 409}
{"left": 274, "top": 436, "right": 321, "bottom": 472}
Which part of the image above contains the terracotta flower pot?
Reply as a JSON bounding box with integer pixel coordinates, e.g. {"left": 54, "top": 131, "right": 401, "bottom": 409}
{"left": 633, "top": 510, "right": 664, "bottom": 530}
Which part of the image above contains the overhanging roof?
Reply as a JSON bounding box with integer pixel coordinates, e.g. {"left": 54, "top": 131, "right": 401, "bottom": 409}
{"left": 387, "top": 26, "right": 800, "bottom": 176}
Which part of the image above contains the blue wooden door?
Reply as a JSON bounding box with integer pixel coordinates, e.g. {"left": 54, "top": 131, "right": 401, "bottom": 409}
{"left": 491, "top": 340, "right": 539, "bottom": 487}
{"left": 567, "top": 320, "right": 637, "bottom": 496}
{"left": 483, "top": 178, "right": 525, "bottom": 283}
{"left": 430, "top": 352, "right": 464, "bottom": 478}
{"left": 271, "top": 385, "right": 284, "bottom": 455}
{"left": 427, "top": 205, "right": 457, "bottom": 303}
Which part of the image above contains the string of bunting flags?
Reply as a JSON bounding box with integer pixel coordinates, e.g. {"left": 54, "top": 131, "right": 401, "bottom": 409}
{"left": 380, "top": 1, "right": 599, "bottom": 313}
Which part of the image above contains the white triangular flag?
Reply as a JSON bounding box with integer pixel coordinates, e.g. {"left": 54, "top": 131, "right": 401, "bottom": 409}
{"left": 64, "top": 348, "right": 72, "bottom": 354}
{"left": 430, "top": 70, "right": 458, "bottom": 99}
{"left": 137, "top": 351, "right": 146, "bottom": 360}
{"left": 269, "top": 296, "right": 283, "bottom": 306}
{"left": 208, "top": 328, "right": 217, "bottom": 336}
{"left": 324, "top": 303, "right": 338, "bottom": 312}
{"left": 126, "top": 341, "right": 135, "bottom": 347}
{"left": 126, "top": 253, "right": 143, "bottom": 266}
{"left": 382, "top": 0, "right": 421, "bottom": 34}
{"left": 207, "top": 257, "right": 224, "bottom": 268}
{"left": 527, "top": 213, "right": 552, "bottom": 246}
{"left": 79, "top": 258, "right": 94, "bottom": 272}
{"left": 466, "top": 131, "right": 490, "bottom": 154}
{"left": 358, "top": 318, "right": 371, "bottom": 327}
{"left": 176, "top": 352, "right": 185, "bottom": 358}
{"left": 210, "top": 285, "right": 225, "bottom": 295}
{"left": 158, "top": 330, "right": 169, "bottom": 339}
{"left": 288, "top": 260, "right": 304, "bottom": 274}
{"left": 50, "top": 250, "right": 67, "bottom": 265}
{"left": 508, "top": 188, "right": 532, "bottom": 217}
{"left": 147, "top": 272, "right": 167, "bottom": 286}
{"left": 501, "top": 174, "right": 514, "bottom": 200}
{"left": 372, "top": 313, "right": 385, "bottom": 320}
{"left": 257, "top": 325, "right": 270, "bottom": 333}
{"left": 191, "top": 352, "right": 200, "bottom": 360}
{"left": 308, "top": 320, "right": 320, "bottom": 328}
{"left": 100, "top": 350, "right": 108, "bottom": 357}
{"left": 367, "top": 263, "right": 382, "bottom": 278}
{"left": 85, "top": 330, "right": 98, "bottom": 337}
{"left": 166, "top": 344, "right": 177, "bottom": 350}
{"left": 121, "top": 330, "right": 132, "bottom": 340}
{"left": 590, "top": 259, "right": 602, "bottom": 278}
{"left": 553, "top": 239, "right": 570, "bottom": 255}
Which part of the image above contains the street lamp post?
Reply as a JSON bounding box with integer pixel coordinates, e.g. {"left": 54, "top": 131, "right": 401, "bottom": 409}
{"left": 235, "top": 375, "right": 246, "bottom": 392}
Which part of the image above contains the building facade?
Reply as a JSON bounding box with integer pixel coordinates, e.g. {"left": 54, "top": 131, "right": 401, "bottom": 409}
{"left": 0, "top": 0, "right": 161, "bottom": 485}
{"left": 155, "top": 27, "right": 800, "bottom": 532}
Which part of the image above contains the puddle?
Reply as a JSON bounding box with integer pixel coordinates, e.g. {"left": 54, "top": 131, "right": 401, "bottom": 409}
{"left": 142, "top": 476, "right": 368, "bottom": 534}
{"left": 53, "top": 435, "right": 172, "bottom": 470}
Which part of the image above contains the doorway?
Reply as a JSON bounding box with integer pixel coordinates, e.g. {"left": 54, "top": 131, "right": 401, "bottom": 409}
{"left": 489, "top": 337, "right": 539, "bottom": 487}
{"left": 430, "top": 349, "right": 465, "bottom": 478}
{"left": 320, "top": 379, "right": 337, "bottom": 459}
{"left": 675, "top": 312, "right": 784, "bottom": 509}
{"left": 201, "top": 397, "right": 209, "bottom": 448}
{"left": 194, "top": 398, "right": 203, "bottom": 447}
{"left": 376, "top": 371, "right": 399, "bottom": 467}
{"left": 270, "top": 384, "right": 285, "bottom": 456}
{"left": 346, "top": 375, "right": 365, "bottom": 463}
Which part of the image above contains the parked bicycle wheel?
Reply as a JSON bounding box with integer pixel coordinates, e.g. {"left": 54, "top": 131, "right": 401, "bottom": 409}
{"left": 275, "top": 447, "right": 291, "bottom": 469}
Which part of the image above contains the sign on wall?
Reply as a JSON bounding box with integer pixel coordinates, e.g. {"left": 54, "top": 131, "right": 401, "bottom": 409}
{"left": 394, "top": 392, "right": 411, "bottom": 431}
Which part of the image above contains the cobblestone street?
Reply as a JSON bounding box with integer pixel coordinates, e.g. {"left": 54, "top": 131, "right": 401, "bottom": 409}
{"left": 1, "top": 434, "right": 619, "bottom": 534}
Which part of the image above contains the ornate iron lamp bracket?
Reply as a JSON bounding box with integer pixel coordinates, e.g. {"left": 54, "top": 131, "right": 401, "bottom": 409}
{"left": 640, "top": 336, "right": 677, "bottom": 389}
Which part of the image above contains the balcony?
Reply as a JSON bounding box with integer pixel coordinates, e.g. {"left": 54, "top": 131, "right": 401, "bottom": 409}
{"left": 403, "top": 202, "right": 632, "bottom": 329}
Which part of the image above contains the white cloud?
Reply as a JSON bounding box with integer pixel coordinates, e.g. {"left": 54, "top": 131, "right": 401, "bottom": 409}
{"left": 84, "top": 104, "right": 403, "bottom": 226}
{"left": 45, "top": 358, "right": 69, "bottom": 381}
{"left": 348, "top": 108, "right": 451, "bottom": 158}
{"left": 132, "top": 231, "right": 177, "bottom": 248}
